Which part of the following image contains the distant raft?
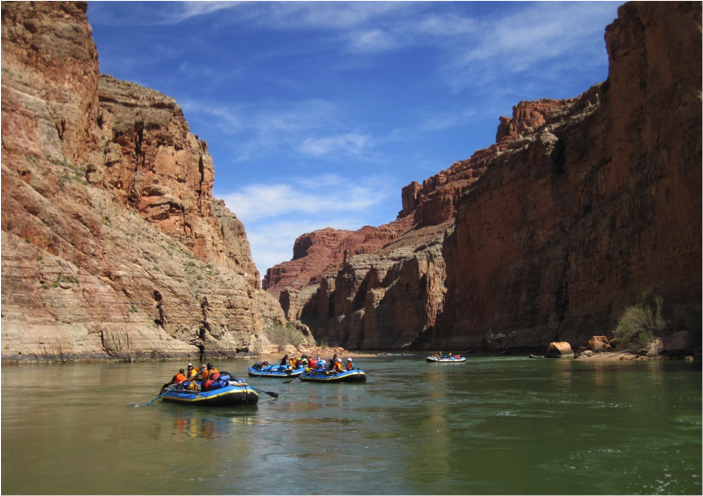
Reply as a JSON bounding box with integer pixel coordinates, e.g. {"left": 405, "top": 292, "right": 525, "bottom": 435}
{"left": 299, "top": 368, "right": 367, "bottom": 383}
{"left": 159, "top": 382, "right": 259, "bottom": 407}
{"left": 248, "top": 363, "right": 304, "bottom": 379}
{"left": 426, "top": 355, "right": 466, "bottom": 363}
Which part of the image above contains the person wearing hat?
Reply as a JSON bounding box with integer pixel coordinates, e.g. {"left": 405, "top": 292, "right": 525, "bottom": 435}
{"left": 345, "top": 357, "right": 354, "bottom": 371}
{"left": 331, "top": 358, "right": 343, "bottom": 373}
{"left": 201, "top": 362, "right": 219, "bottom": 381}
{"left": 186, "top": 363, "right": 198, "bottom": 379}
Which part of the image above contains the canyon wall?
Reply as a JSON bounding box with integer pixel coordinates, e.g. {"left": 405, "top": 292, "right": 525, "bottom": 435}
{"left": 434, "top": 1, "right": 702, "bottom": 350}
{"left": 277, "top": 1, "right": 701, "bottom": 352}
{"left": 1, "top": 2, "right": 291, "bottom": 362}
{"left": 287, "top": 222, "right": 450, "bottom": 349}
{"left": 280, "top": 96, "right": 576, "bottom": 350}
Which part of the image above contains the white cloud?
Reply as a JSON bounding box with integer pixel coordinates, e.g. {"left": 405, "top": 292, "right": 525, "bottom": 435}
{"left": 220, "top": 175, "right": 390, "bottom": 222}
{"left": 444, "top": 2, "right": 622, "bottom": 91}
{"left": 246, "top": 218, "right": 362, "bottom": 273}
{"left": 91, "top": 1, "right": 416, "bottom": 29}
{"left": 300, "top": 133, "right": 372, "bottom": 157}
{"left": 347, "top": 29, "right": 399, "bottom": 53}
{"left": 218, "top": 174, "right": 396, "bottom": 272}
{"left": 179, "top": 98, "right": 385, "bottom": 162}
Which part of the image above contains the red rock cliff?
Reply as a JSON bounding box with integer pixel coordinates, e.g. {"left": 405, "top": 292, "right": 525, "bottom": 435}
{"left": 284, "top": 1, "right": 701, "bottom": 353}
{"left": 1, "top": 2, "right": 290, "bottom": 362}
{"left": 434, "top": 1, "right": 701, "bottom": 351}
{"left": 262, "top": 217, "right": 412, "bottom": 297}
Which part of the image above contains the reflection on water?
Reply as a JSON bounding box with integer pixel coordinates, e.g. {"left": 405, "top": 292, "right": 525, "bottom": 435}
{"left": 2, "top": 357, "right": 701, "bottom": 495}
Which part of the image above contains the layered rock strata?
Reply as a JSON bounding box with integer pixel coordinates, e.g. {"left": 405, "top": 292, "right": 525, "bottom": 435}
{"left": 434, "top": 1, "right": 701, "bottom": 351}
{"left": 271, "top": 96, "right": 572, "bottom": 348}
{"left": 281, "top": 1, "right": 701, "bottom": 353}
{"left": 1, "top": 2, "right": 294, "bottom": 362}
{"left": 287, "top": 223, "right": 447, "bottom": 350}
{"left": 263, "top": 217, "right": 412, "bottom": 297}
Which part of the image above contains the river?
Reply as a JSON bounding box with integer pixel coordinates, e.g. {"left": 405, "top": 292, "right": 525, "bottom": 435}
{"left": 2, "top": 355, "right": 701, "bottom": 495}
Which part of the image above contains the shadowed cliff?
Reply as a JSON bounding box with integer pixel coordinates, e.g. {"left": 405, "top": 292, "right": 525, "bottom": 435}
{"left": 274, "top": 2, "right": 701, "bottom": 353}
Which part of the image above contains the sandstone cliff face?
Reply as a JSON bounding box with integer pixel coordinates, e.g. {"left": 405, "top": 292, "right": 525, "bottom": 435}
{"left": 434, "top": 1, "right": 701, "bottom": 351}
{"left": 1, "top": 2, "right": 290, "bottom": 362}
{"left": 291, "top": 224, "right": 448, "bottom": 350}
{"left": 270, "top": 92, "right": 571, "bottom": 348}
{"left": 91, "top": 75, "right": 260, "bottom": 289}
{"left": 399, "top": 99, "right": 573, "bottom": 228}
{"left": 281, "top": 1, "right": 701, "bottom": 353}
{"left": 262, "top": 217, "right": 412, "bottom": 297}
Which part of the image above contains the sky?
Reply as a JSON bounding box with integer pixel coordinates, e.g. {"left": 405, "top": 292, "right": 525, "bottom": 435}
{"left": 87, "top": 1, "right": 624, "bottom": 277}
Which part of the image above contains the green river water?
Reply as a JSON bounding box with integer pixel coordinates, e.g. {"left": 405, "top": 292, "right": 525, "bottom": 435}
{"left": 1, "top": 355, "right": 701, "bottom": 495}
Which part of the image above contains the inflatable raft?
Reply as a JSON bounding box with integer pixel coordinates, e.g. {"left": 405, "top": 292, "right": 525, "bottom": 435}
{"left": 426, "top": 355, "right": 466, "bottom": 363}
{"left": 299, "top": 369, "right": 367, "bottom": 383}
{"left": 247, "top": 363, "right": 304, "bottom": 378}
{"left": 159, "top": 382, "right": 259, "bottom": 407}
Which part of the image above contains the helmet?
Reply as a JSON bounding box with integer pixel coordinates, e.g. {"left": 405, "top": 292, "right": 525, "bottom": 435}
{"left": 200, "top": 365, "right": 206, "bottom": 369}
{"left": 207, "top": 362, "right": 213, "bottom": 369}
{"left": 347, "top": 358, "right": 352, "bottom": 361}
{"left": 337, "top": 358, "right": 342, "bottom": 362}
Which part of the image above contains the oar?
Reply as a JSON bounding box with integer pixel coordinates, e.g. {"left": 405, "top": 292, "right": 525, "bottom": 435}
{"left": 283, "top": 373, "right": 303, "bottom": 384}
{"left": 246, "top": 384, "right": 279, "bottom": 399}
{"left": 143, "top": 370, "right": 203, "bottom": 406}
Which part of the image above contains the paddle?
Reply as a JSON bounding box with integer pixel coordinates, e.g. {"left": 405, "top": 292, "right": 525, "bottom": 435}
{"left": 143, "top": 370, "right": 203, "bottom": 406}
{"left": 246, "top": 384, "right": 279, "bottom": 399}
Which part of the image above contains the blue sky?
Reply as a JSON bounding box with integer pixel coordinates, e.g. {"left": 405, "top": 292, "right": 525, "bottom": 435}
{"left": 87, "top": 1, "right": 623, "bottom": 276}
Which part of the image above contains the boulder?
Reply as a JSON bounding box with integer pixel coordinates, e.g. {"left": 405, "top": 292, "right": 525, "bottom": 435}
{"left": 588, "top": 336, "right": 612, "bottom": 351}
{"left": 545, "top": 342, "right": 574, "bottom": 359}
{"left": 662, "top": 331, "right": 692, "bottom": 353}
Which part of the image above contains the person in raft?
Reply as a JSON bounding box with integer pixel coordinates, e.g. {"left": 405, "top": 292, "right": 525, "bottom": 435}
{"left": 331, "top": 358, "right": 343, "bottom": 373}
{"left": 328, "top": 354, "right": 338, "bottom": 371}
{"left": 201, "top": 362, "right": 219, "bottom": 380}
{"left": 186, "top": 363, "right": 198, "bottom": 379}
{"left": 171, "top": 368, "right": 187, "bottom": 384}
{"left": 346, "top": 358, "right": 354, "bottom": 370}
{"left": 298, "top": 355, "right": 309, "bottom": 368}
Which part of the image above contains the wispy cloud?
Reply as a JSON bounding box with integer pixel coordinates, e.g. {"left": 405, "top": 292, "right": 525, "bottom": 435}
{"left": 220, "top": 174, "right": 392, "bottom": 222}
{"left": 180, "top": 98, "right": 383, "bottom": 163}
{"left": 346, "top": 29, "right": 399, "bottom": 53}
{"left": 218, "top": 174, "right": 395, "bottom": 271}
{"left": 443, "top": 2, "right": 620, "bottom": 91}
{"left": 245, "top": 217, "right": 369, "bottom": 273}
{"left": 176, "top": 0, "right": 414, "bottom": 29}
{"left": 300, "top": 133, "right": 373, "bottom": 157}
